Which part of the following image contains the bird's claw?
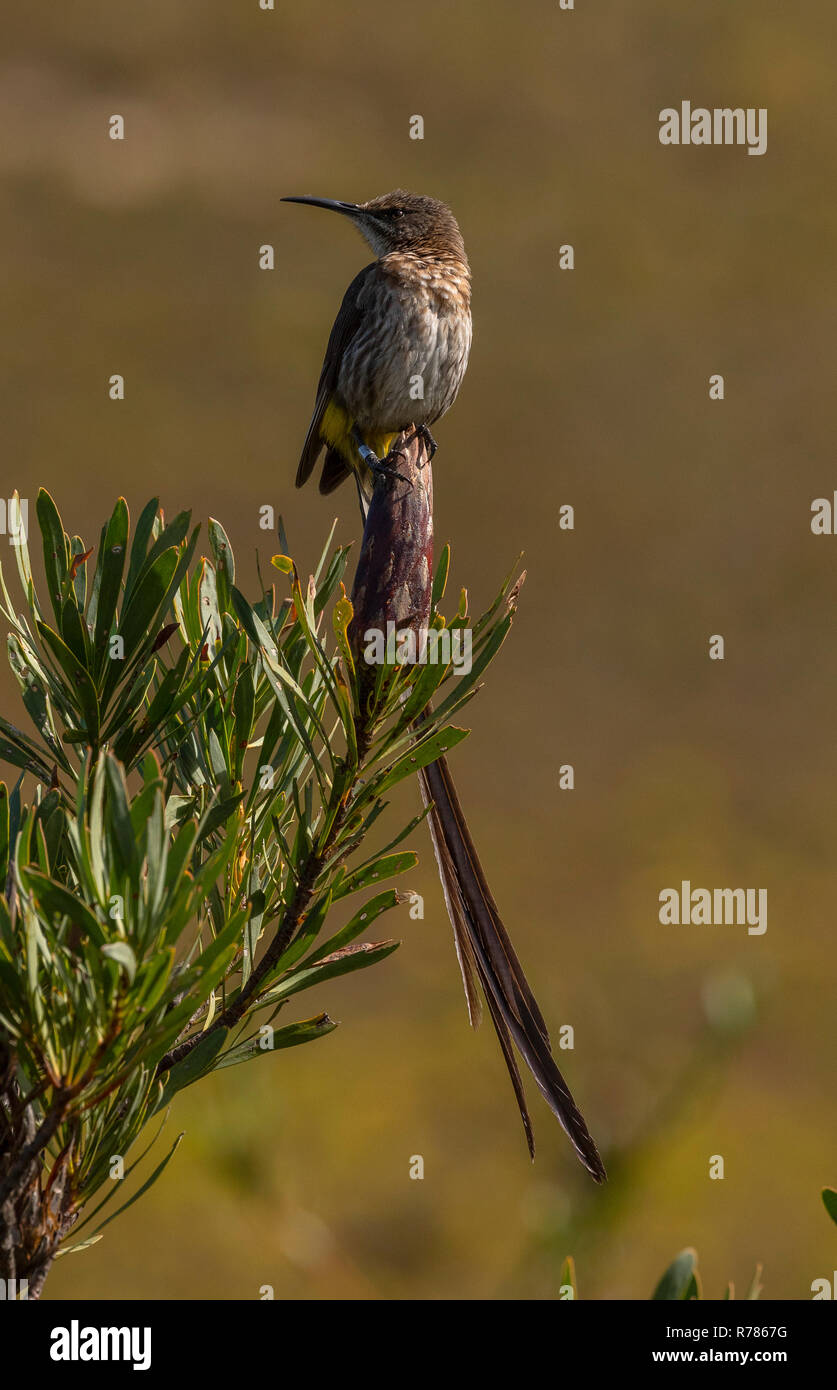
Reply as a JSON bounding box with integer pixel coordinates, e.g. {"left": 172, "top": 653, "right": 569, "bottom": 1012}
{"left": 414, "top": 424, "right": 437, "bottom": 461}
{"left": 352, "top": 425, "right": 413, "bottom": 488}
{"left": 370, "top": 448, "right": 411, "bottom": 489}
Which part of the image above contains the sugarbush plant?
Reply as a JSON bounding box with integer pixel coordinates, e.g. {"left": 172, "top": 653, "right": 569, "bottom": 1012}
{"left": 0, "top": 490, "right": 519, "bottom": 1297}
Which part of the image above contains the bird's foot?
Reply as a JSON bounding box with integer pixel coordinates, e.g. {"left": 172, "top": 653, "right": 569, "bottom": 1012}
{"left": 413, "top": 424, "right": 437, "bottom": 462}
{"left": 377, "top": 449, "right": 412, "bottom": 488}
{"left": 352, "top": 426, "right": 413, "bottom": 488}
{"left": 367, "top": 447, "right": 412, "bottom": 489}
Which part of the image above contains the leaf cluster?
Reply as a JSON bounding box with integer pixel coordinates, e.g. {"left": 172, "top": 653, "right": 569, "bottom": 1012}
{"left": 0, "top": 492, "right": 520, "bottom": 1248}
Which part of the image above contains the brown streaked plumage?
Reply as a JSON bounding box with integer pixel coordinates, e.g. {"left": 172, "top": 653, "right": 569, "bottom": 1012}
{"left": 282, "top": 190, "right": 472, "bottom": 510}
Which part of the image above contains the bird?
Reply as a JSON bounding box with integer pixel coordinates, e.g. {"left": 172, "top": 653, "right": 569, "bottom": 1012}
{"left": 281, "top": 190, "right": 472, "bottom": 515}
{"left": 284, "top": 190, "right": 606, "bottom": 1182}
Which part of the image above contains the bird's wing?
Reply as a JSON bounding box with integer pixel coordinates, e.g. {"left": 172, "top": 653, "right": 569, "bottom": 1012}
{"left": 296, "top": 262, "right": 378, "bottom": 489}
{"left": 319, "top": 448, "right": 353, "bottom": 495}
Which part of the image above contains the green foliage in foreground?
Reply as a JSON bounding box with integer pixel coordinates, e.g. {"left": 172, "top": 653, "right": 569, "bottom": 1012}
{"left": 559, "top": 1187, "right": 837, "bottom": 1300}
{"left": 557, "top": 1249, "right": 763, "bottom": 1302}
{"left": 0, "top": 490, "right": 519, "bottom": 1288}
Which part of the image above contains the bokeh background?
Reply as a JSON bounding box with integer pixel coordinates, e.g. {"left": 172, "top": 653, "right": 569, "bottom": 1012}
{"left": 2, "top": 0, "right": 835, "bottom": 1299}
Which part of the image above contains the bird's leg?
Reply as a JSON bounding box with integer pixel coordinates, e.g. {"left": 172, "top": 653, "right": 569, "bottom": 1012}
{"left": 413, "top": 423, "right": 437, "bottom": 461}
{"left": 352, "top": 426, "right": 412, "bottom": 488}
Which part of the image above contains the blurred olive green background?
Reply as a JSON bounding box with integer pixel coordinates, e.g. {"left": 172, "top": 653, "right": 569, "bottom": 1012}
{"left": 1, "top": 0, "right": 835, "bottom": 1299}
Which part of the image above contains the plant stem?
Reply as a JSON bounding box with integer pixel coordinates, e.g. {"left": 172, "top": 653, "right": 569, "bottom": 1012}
{"left": 156, "top": 728, "right": 372, "bottom": 1078}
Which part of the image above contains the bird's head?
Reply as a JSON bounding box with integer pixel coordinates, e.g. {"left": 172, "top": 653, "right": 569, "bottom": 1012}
{"left": 282, "top": 189, "right": 467, "bottom": 262}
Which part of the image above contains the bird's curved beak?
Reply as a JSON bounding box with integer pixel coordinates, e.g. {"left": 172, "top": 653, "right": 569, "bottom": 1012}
{"left": 282, "top": 196, "right": 384, "bottom": 258}
{"left": 281, "top": 196, "right": 363, "bottom": 217}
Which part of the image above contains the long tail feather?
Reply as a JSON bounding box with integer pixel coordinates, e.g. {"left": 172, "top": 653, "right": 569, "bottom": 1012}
{"left": 418, "top": 748, "right": 606, "bottom": 1181}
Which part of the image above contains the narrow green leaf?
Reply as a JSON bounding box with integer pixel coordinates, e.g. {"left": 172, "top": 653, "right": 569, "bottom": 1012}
{"left": 104, "top": 754, "right": 137, "bottom": 872}
{"left": 306, "top": 889, "right": 403, "bottom": 964}
{"left": 0, "top": 721, "right": 52, "bottom": 779}
{"left": 213, "top": 1013, "right": 337, "bottom": 1070}
{"left": 124, "top": 497, "right": 160, "bottom": 601}
{"left": 36, "top": 621, "right": 100, "bottom": 744}
{"left": 18, "top": 868, "right": 107, "bottom": 946}
{"left": 333, "top": 590, "right": 357, "bottom": 691}
{"left": 368, "top": 725, "right": 468, "bottom": 800}
{"left": 158, "top": 1027, "right": 228, "bottom": 1101}
{"left": 232, "top": 673, "right": 255, "bottom": 781}
{"left": 260, "top": 940, "right": 399, "bottom": 1005}
{"left": 93, "top": 498, "right": 129, "bottom": 673}
{"left": 11, "top": 490, "right": 43, "bottom": 623}
{"left": 101, "top": 941, "right": 137, "bottom": 983}
{"left": 332, "top": 851, "right": 417, "bottom": 901}
{"left": 431, "top": 542, "right": 450, "bottom": 607}
{"left": 208, "top": 518, "right": 235, "bottom": 610}
{"left": 652, "top": 1249, "right": 698, "bottom": 1301}
{"left": 196, "top": 792, "right": 246, "bottom": 845}
{"left": 135, "top": 510, "right": 191, "bottom": 590}
{"left": 559, "top": 1255, "right": 577, "bottom": 1299}
{"left": 36, "top": 488, "right": 69, "bottom": 626}
{"left": 430, "top": 614, "right": 513, "bottom": 724}
{"left": 8, "top": 644, "right": 71, "bottom": 771}
{"left": 115, "top": 548, "right": 179, "bottom": 669}
{"left": 69, "top": 536, "right": 91, "bottom": 608}
{"left": 198, "top": 558, "right": 222, "bottom": 654}
{"left": 87, "top": 1133, "right": 184, "bottom": 1238}
{"left": 60, "top": 596, "right": 91, "bottom": 670}
{"left": 54, "top": 1233, "right": 104, "bottom": 1258}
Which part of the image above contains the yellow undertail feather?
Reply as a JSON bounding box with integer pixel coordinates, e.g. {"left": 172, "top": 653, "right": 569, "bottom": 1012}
{"left": 320, "top": 397, "right": 398, "bottom": 474}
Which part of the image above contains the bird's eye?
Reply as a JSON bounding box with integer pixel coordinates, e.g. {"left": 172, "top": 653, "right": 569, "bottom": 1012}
{"left": 390, "top": 208, "right": 404, "bottom": 219}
